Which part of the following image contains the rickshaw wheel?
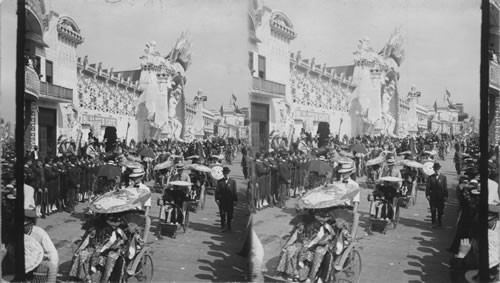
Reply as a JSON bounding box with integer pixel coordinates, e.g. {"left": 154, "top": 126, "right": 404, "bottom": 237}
{"left": 126, "top": 253, "right": 154, "bottom": 283}
{"left": 394, "top": 200, "right": 401, "bottom": 228}
{"left": 183, "top": 209, "right": 190, "bottom": 232}
{"left": 200, "top": 187, "right": 206, "bottom": 210}
{"left": 336, "top": 249, "right": 362, "bottom": 283}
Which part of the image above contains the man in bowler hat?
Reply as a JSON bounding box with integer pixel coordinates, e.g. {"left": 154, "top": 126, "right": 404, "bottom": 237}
{"left": 426, "top": 162, "right": 448, "bottom": 228}
{"left": 215, "top": 167, "right": 238, "bottom": 232}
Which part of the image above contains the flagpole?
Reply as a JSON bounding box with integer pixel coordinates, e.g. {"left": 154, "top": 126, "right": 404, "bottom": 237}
{"left": 125, "top": 121, "right": 130, "bottom": 144}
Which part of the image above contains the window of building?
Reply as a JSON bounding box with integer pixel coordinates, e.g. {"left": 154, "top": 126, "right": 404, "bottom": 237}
{"left": 258, "top": 55, "right": 266, "bottom": 79}
{"left": 249, "top": 52, "right": 254, "bottom": 71}
{"left": 34, "top": 56, "right": 41, "bottom": 75}
{"left": 45, "top": 60, "right": 53, "bottom": 84}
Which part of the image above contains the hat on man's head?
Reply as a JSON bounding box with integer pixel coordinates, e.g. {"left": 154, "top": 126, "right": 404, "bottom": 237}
{"left": 387, "top": 158, "right": 395, "bottom": 165}
{"left": 433, "top": 162, "right": 441, "bottom": 170}
{"left": 222, "top": 167, "right": 231, "bottom": 174}
{"left": 24, "top": 209, "right": 37, "bottom": 219}
{"left": 338, "top": 162, "right": 354, "bottom": 174}
{"left": 176, "top": 164, "right": 185, "bottom": 170}
{"left": 129, "top": 167, "right": 145, "bottom": 178}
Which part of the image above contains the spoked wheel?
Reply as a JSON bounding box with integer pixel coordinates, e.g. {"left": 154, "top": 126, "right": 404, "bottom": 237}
{"left": 126, "top": 253, "right": 154, "bottom": 283}
{"left": 183, "top": 208, "right": 190, "bottom": 232}
{"left": 336, "top": 249, "right": 362, "bottom": 283}
{"left": 200, "top": 186, "right": 206, "bottom": 210}
{"left": 393, "top": 200, "right": 401, "bottom": 229}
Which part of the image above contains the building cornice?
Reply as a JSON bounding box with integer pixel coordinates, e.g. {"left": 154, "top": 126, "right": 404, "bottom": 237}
{"left": 290, "top": 52, "right": 355, "bottom": 89}
{"left": 270, "top": 20, "right": 296, "bottom": 40}
{"left": 57, "top": 16, "right": 84, "bottom": 45}
{"left": 57, "top": 23, "right": 84, "bottom": 45}
{"left": 269, "top": 10, "right": 296, "bottom": 40}
{"left": 77, "top": 56, "right": 142, "bottom": 94}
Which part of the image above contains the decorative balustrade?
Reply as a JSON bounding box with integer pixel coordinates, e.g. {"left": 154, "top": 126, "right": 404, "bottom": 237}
{"left": 40, "top": 81, "right": 73, "bottom": 101}
{"left": 252, "top": 77, "right": 286, "bottom": 96}
{"left": 490, "top": 61, "right": 500, "bottom": 90}
{"left": 25, "top": 65, "right": 40, "bottom": 99}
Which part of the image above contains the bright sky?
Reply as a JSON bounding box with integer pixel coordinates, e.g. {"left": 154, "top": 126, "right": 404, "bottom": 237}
{"left": 262, "top": 0, "right": 481, "bottom": 118}
{"left": 0, "top": 0, "right": 482, "bottom": 125}
{"left": 1, "top": 0, "right": 248, "bottom": 124}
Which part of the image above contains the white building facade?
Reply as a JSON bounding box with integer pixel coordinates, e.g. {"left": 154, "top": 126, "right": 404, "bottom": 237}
{"left": 24, "top": 2, "right": 85, "bottom": 158}
{"left": 290, "top": 54, "right": 354, "bottom": 139}
{"left": 249, "top": 4, "right": 295, "bottom": 152}
{"left": 76, "top": 59, "right": 142, "bottom": 144}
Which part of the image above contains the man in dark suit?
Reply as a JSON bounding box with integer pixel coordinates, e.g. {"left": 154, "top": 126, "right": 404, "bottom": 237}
{"left": 426, "top": 162, "right": 448, "bottom": 228}
{"left": 215, "top": 167, "right": 238, "bottom": 232}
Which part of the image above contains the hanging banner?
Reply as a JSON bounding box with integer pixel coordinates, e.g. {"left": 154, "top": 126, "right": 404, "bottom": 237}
{"left": 81, "top": 114, "right": 117, "bottom": 127}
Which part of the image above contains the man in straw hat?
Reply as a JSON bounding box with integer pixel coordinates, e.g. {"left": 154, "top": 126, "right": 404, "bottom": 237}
{"left": 128, "top": 167, "right": 152, "bottom": 241}
{"left": 167, "top": 163, "right": 192, "bottom": 193}
{"left": 215, "top": 166, "right": 238, "bottom": 232}
{"left": 166, "top": 163, "right": 192, "bottom": 221}
{"left": 379, "top": 158, "right": 402, "bottom": 210}
{"left": 426, "top": 162, "right": 448, "bottom": 228}
{"left": 23, "top": 209, "right": 58, "bottom": 282}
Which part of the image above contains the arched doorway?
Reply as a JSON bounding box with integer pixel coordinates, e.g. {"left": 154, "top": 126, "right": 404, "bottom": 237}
{"left": 103, "top": 126, "right": 117, "bottom": 153}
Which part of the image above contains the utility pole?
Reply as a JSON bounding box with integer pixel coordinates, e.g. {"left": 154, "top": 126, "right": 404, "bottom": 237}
{"left": 15, "top": 0, "right": 26, "bottom": 280}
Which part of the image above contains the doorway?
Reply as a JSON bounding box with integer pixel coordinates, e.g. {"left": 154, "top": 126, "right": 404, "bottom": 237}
{"left": 251, "top": 102, "right": 269, "bottom": 153}
{"left": 38, "top": 107, "right": 57, "bottom": 160}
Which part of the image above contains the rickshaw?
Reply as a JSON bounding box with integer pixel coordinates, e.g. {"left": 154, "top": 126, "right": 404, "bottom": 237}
{"left": 207, "top": 154, "right": 224, "bottom": 166}
{"left": 70, "top": 186, "right": 154, "bottom": 283}
{"left": 416, "top": 151, "right": 436, "bottom": 188}
{"left": 367, "top": 176, "right": 405, "bottom": 233}
{"left": 364, "top": 156, "right": 385, "bottom": 186}
{"left": 397, "top": 159, "right": 423, "bottom": 207}
{"left": 203, "top": 158, "right": 224, "bottom": 195}
{"left": 185, "top": 163, "right": 211, "bottom": 213}
{"left": 271, "top": 183, "right": 362, "bottom": 283}
{"left": 157, "top": 180, "right": 192, "bottom": 238}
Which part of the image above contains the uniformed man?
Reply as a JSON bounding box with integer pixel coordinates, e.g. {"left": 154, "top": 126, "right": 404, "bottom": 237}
{"left": 269, "top": 151, "right": 279, "bottom": 207}
{"left": 254, "top": 152, "right": 267, "bottom": 210}
{"left": 262, "top": 152, "right": 271, "bottom": 208}
{"left": 277, "top": 152, "right": 291, "bottom": 208}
